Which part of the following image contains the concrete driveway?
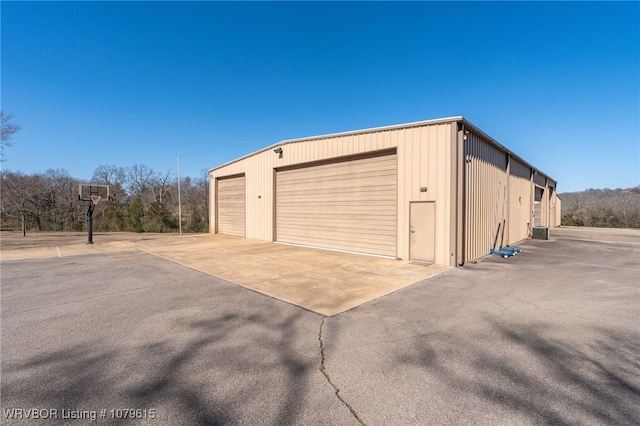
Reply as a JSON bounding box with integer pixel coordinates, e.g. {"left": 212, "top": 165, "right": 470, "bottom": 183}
{"left": 1, "top": 228, "right": 639, "bottom": 425}
{"left": 128, "top": 235, "right": 450, "bottom": 316}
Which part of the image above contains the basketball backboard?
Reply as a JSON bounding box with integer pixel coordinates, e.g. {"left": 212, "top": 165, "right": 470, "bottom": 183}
{"left": 79, "top": 184, "right": 110, "bottom": 204}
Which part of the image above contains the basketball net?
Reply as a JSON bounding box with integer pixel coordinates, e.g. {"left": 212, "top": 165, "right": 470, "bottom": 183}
{"left": 90, "top": 195, "right": 102, "bottom": 205}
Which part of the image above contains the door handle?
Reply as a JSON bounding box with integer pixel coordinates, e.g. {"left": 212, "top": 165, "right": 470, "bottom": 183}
{"left": 410, "top": 226, "right": 415, "bottom": 233}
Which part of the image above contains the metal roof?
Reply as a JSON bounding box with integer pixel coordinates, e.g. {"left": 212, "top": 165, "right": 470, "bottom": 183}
{"left": 209, "top": 116, "right": 555, "bottom": 183}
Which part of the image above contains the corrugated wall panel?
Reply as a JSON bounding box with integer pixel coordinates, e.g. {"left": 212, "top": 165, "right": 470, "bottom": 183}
{"left": 549, "top": 181, "right": 557, "bottom": 228}
{"left": 396, "top": 123, "right": 455, "bottom": 265}
{"left": 464, "top": 132, "right": 508, "bottom": 262}
{"left": 508, "top": 159, "right": 532, "bottom": 244}
{"left": 543, "top": 180, "right": 550, "bottom": 227}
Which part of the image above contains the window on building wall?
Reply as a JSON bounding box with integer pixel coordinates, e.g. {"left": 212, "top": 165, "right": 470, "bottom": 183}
{"left": 535, "top": 186, "right": 544, "bottom": 202}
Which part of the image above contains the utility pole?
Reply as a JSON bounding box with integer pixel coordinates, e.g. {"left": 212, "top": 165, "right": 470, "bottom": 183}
{"left": 177, "top": 152, "right": 182, "bottom": 235}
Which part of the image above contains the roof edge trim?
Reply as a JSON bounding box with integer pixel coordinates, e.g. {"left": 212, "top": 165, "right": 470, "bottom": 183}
{"left": 460, "top": 118, "right": 555, "bottom": 181}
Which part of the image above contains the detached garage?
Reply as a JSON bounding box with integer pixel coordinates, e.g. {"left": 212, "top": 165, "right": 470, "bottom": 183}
{"left": 209, "top": 116, "right": 560, "bottom": 266}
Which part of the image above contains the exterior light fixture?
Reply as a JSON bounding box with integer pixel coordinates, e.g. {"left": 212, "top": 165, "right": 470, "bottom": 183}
{"left": 274, "top": 147, "right": 283, "bottom": 154}
{"left": 420, "top": 186, "right": 428, "bottom": 192}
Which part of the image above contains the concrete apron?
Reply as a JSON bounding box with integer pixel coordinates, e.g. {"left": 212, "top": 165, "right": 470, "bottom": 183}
{"left": 2, "top": 234, "right": 450, "bottom": 316}
{"left": 130, "top": 235, "right": 451, "bottom": 316}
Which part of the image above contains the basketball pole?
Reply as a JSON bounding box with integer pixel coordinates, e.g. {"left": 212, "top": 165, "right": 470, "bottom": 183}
{"left": 86, "top": 202, "right": 95, "bottom": 244}
{"left": 177, "top": 152, "right": 182, "bottom": 235}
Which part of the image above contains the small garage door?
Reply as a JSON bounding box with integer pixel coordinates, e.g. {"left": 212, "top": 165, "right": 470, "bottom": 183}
{"left": 276, "top": 151, "right": 397, "bottom": 257}
{"left": 216, "top": 175, "right": 245, "bottom": 237}
{"left": 533, "top": 186, "right": 544, "bottom": 227}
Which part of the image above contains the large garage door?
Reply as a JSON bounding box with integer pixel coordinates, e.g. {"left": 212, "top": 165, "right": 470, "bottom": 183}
{"left": 276, "top": 152, "right": 397, "bottom": 257}
{"left": 216, "top": 175, "right": 245, "bottom": 237}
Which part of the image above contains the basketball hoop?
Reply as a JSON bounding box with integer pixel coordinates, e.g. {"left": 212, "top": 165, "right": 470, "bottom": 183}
{"left": 78, "top": 184, "right": 109, "bottom": 244}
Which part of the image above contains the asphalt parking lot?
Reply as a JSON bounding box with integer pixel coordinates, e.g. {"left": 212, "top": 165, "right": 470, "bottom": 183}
{"left": 1, "top": 230, "right": 639, "bottom": 425}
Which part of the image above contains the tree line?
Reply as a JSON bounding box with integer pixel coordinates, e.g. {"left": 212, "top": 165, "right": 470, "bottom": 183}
{"left": 1, "top": 112, "right": 207, "bottom": 235}
{"left": 561, "top": 186, "right": 640, "bottom": 228}
{"left": 1, "top": 165, "right": 209, "bottom": 236}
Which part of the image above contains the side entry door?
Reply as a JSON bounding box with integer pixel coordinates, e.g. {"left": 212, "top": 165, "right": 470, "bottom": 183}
{"left": 409, "top": 202, "right": 435, "bottom": 263}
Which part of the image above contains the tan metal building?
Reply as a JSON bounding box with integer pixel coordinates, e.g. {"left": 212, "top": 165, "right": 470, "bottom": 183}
{"left": 209, "top": 117, "right": 560, "bottom": 266}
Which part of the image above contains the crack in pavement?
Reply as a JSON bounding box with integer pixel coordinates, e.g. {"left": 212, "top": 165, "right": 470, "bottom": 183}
{"left": 318, "top": 317, "right": 367, "bottom": 425}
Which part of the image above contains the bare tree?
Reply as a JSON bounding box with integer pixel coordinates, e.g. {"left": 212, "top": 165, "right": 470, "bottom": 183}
{"left": 42, "top": 169, "right": 77, "bottom": 231}
{"left": 92, "top": 164, "right": 127, "bottom": 202}
{"left": 1, "top": 111, "right": 22, "bottom": 161}
{"left": 1, "top": 171, "right": 35, "bottom": 236}
{"left": 25, "top": 175, "right": 50, "bottom": 232}
{"left": 175, "top": 170, "right": 209, "bottom": 232}
{"left": 1, "top": 163, "right": 209, "bottom": 234}
{"left": 125, "top": 164, "right": 155, "bottom": 201}
{"left": 92, "top": 164, "right": 126, "bottom": 187}
{"left": 151, "top": 169, "right": 173, "bottom": 205}
{"left": 562, "top": 186, "right": 640, "bottom": 228}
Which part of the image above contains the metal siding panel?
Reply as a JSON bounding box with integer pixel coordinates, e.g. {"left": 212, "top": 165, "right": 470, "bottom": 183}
{"left": 395, "top": 129, "right": 407, "bottom": 260}
{"left": 464, "top": 132, "right": 507, "bottom": 262}
{"left": 437, "top": 123, "right": 454, "bottom": 266}
{"left": 432, "top": 126, "right": 447, "bottom": 264}
{"left": 395, "top": 122, "right": 454, "bottom": 264}
{"left": 508, "top": 159, "right": 532, "bottom": 244}
{"left": 208, "top": 172, "right": 215, "bottom": 233}
{"left": 543, "top": 181, "right": 550, "bottom": 227}
{"left": 450, "top": 123, "right": 460, "bottom": 266}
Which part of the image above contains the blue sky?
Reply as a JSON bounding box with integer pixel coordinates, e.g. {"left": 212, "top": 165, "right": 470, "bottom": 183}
{"left": 2, "top": 1, "right": 638, "bottom": 192}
